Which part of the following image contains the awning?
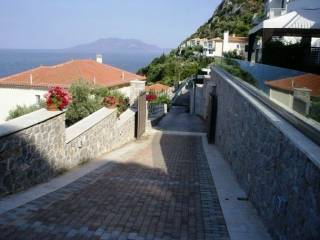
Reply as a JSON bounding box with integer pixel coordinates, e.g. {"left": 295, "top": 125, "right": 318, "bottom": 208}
{"left": 249, "top": 9, "right": 320, "bottom": 35}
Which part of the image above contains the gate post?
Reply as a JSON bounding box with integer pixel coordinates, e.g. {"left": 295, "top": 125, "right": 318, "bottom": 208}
{"left": 135, "top": 92, "right": 147, "bottom": 139}
{"left": 207, "top": 85, "right": 218, "bottom": 144}
{"left": 130, "top": 80, "right": 146, "bottom": 106}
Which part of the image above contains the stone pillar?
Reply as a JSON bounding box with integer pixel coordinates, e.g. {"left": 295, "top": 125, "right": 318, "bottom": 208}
{"left": 130, "top": 80, "right": 146, "bottom": 106}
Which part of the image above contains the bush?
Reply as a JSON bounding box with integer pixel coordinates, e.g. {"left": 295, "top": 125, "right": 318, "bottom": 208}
{"left": 223, "top": 50, "right": 245, "bottom": 60}
{"left": 65, "top": 81, "right": 103, "bottom": 126}
{"left": 6, "top": 102, "right": 44, "bottom": 120}
{"left": 216, "top": 57, "right": 257, "bottom": 86}
{"left": 153, "top": 94, "right": 171, "bottom": 105}
{"left": 309, "top": 100, "right": 320, "bottom": 123}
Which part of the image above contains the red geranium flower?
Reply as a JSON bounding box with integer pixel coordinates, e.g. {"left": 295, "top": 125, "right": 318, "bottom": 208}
{"left": 146, "top": 94, "right": 157, "bottom": 102}
{"left": 44, "top": 86, "right": 71, "bottom": 110}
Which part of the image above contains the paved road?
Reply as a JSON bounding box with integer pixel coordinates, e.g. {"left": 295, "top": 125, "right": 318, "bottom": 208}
{"left": 0, "top": 111, "right": 227, "bottom": 240}
{"left": 155, "top": 106, "right": 206, "bottom": 133}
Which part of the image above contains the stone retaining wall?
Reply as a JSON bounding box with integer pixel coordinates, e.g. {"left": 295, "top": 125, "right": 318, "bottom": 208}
{"left": 0, "top": 108, "right": 136, "bottom": 196}
{"left": 211, "top": 67, "right": 320, "bottom": 239}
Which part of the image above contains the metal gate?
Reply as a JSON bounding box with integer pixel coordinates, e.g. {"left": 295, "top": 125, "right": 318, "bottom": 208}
{"left": 136, "top": 92, "right": 147, "bottom": 139}
{"left": 207, "top": 87, "right": 218, "bottom": 144}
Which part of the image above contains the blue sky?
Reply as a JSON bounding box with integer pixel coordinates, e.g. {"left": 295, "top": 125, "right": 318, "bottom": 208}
{"left": 0, "top": 0, "right": 220, "bottom": 49}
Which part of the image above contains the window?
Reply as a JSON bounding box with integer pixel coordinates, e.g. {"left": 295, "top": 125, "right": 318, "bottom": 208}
{"left": 35, "top": 95, "right": 41, "bottom": 105}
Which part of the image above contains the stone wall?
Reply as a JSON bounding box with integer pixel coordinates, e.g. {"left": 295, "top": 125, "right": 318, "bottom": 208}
{"left": 0, "top": 107, "right": 136, "bottom": 196}
{"left": 211, "top": 67, "right": 320, "bottom": 239}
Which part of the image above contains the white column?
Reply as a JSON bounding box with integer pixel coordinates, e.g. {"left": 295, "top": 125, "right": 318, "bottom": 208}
{"left": 130, "top": 80, "right": 146, "bottom": 105}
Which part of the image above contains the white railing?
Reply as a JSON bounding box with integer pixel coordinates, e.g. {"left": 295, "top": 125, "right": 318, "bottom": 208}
{"left": 267, "top": 8, "right": 287, "bottom": 18}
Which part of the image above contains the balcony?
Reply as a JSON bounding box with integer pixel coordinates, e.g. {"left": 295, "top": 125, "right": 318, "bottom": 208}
{"left": 266, "top": 8, "right": 287, "bottom": 19}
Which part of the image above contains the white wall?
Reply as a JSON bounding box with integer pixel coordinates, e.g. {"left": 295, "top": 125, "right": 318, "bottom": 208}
{"left": 269, "top": 88, "right": 293, "bottom": 108}
{"left": 118, "top": 86, "right": 131, "bottom": 98}
{"left": 0, "top": 87, "right": 47, "bottom": 122}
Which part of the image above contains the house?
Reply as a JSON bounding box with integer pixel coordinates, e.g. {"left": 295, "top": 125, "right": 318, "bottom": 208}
{"left": 0, "top": 55, "right": 145, "bottom": 122}
{"left": 145, "top": 83, "right": 171, "bottom": 94}
{"left": 181, "top": 31, "right": 248, "bottom": 58}
{"left": 265, "top": 73, "right": 320, "bottom": 115}
{"left": 248, "top": 0, "right": 320, "bottom": 72}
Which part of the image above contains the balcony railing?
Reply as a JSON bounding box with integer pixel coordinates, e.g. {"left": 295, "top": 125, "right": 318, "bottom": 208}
{"left": 266, "top": 8, "right": 287, "bottom": 18}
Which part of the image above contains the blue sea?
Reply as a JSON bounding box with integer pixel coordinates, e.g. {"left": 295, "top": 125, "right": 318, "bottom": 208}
{"left": 0, "top": 49, "right": 159, "bottom": 78}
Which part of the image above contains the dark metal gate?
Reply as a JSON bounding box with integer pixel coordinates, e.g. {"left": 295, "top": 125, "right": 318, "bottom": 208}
{"left": 207, "top": 86, "right": 218, "bottom": 144}
{"left": 136, "top": 92, "right": 147, "bottom": 139}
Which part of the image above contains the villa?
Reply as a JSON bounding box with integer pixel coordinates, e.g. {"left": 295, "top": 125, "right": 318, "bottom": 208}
{"left": 248, "top": 0, "right": 320, "bottom": 72}
{"left": 265, "top": 73, "right": 320, "bottom": 115}
{"left": 180, "top": 31, "right": 248, "bottom": 58}
{"left": 0, "top": 55, "right": 145, "bottom": 122}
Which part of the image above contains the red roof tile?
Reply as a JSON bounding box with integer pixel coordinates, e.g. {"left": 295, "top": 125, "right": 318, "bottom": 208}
{"left": 0, "top": 60, "right": 145, "bottom": 89}
{"left": 265, "top": 73, "right": 320, "bottom": 97}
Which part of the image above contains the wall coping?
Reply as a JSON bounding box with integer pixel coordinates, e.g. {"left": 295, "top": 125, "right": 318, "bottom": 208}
{"left": 65, "top": 107, "right": 116, "bottom": 143}
{"left": 0, "top": 109, "right": 65, "bottom": 138}
{"left": 116, "top": 108, "right": 136, "bottom": 127}
{"left": 213, "top": 66, "right": 320, "bottom": 169}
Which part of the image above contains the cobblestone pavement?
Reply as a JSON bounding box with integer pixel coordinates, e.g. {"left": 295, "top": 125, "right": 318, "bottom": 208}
{"left": 0, "top": 134, "right": 229, "bottom": 240}
{"left": 155, "top": 106, "right": 206, "bottom": 133}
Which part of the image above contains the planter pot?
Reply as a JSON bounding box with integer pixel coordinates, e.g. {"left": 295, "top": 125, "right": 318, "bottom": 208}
{"left": 105, "top": 104, "right": 117, "bottom": 109}
{"left": 47, "top": 104, "right": 59, "bottom": 111}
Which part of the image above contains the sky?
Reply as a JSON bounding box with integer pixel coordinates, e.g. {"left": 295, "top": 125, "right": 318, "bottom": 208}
{"left": 0, "top": 0, "right": 220, "bottom": 49}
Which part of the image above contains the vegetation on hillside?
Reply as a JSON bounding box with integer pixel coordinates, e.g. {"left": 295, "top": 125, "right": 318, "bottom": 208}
{"left": 137, "top": 48, "right": 214, "bottom": 86}
{"left": 189, "top": 0, "right": 264, "bottom": 39}
{"left": 215, "top": 57, "right": 257, "bottom": 86}
{"left": 138, "top": 0, "right": 264, "bottom": 86}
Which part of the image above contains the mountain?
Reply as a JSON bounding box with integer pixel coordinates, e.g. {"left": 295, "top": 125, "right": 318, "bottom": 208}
{"left": 186, "top": 0, "right": 264, "bottom": 40}
{"left": 64, "top": 38, "right": 169, "bottom": 54}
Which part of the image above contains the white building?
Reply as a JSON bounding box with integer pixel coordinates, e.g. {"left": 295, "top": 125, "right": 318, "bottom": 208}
{"left": 248, "top": 0, "right": 320, "bottom": 69}
{"left": 0, "top": 55, "right": 145, "bottom": 122}
{"left": 180, "top": 31, "right": 248, "bottom": 58}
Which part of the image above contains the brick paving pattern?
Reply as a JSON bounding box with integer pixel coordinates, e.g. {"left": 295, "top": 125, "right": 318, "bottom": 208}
{"left": 0, "top": 134, "right": 229, "bottom": 240}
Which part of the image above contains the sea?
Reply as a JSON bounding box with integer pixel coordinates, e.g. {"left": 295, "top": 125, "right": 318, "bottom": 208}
{"left": 0, "top": 49, "right": 159, "bottom": 78}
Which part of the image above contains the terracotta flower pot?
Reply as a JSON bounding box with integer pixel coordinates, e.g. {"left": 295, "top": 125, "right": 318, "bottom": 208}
{"left": 47, "top": 104, "right": 59, "bottom": 111}
{"left": 105, "top": 104, "right": 117, "bottom": 109}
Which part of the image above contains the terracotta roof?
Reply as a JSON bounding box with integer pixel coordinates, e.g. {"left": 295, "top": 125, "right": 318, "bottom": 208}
{"left": 145, "top": 83, "right": 170, "bottom": 92}
{"left": 0, "top": 60, "right": 145, "bottom": 89}
{"left": 265, "top": 73, "right": 320, "bottom": 97}
{"left": 229, "top": 36, "right": 248, "bottom": 43}
{"left": 212, "top": 37, "right": 223, "bottom": 42}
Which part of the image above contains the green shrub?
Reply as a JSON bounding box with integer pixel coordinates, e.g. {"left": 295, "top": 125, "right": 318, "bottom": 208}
{"left": 309, "top": 100, "right": 320, "bottom": 123}
{"left": 6, "top": 102, "right": 44, "bottom": 120}
{"left": 153, "top": 94, "right": 171, "bottom": 105}
{"left": 216, "top": 58, "right": 257, "bottom": 86}
{"left": 223, "top": 50, "right": 245, "bottom": 60}
{"left": 65, "top": 81, "right": 103, "bottom": 126}
{"left": 66, "top": 81, "right": 129, "bottom": 125}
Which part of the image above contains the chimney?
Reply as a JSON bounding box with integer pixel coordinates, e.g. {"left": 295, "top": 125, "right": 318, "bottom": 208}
{"left": 96, "top": 54, "right": 103, "bottom": 64}
{"left": 121, "top": 72, "right": 125, "bottom": 81}
{"left": 223, "top": 31, "right": 229, "bottom": 53}
{"left": 29, "top": 74, "right": 33, "bottom": 85}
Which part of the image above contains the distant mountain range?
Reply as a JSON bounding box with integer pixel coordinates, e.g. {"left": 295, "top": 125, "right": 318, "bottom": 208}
{"left": 64, "top": 38, "right": 170, "bottom": 54}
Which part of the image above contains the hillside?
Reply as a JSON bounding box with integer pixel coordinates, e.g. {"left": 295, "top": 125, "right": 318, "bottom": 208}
{"left": 64, "top": 38, "right": 169, "bottom": 54}
{"left": 138, "top": 0, "right": 264, "bottom": 86}
{"left": 188, "top": 0, "right": 264, "bottom": 40}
